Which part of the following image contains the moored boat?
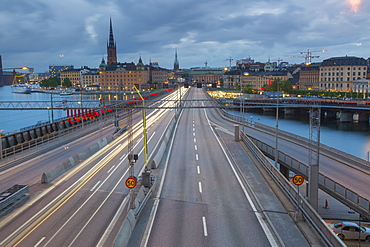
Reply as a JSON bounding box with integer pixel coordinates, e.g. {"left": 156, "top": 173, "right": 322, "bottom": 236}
{"left": 60, "top": 90, "right": 73, "bottom": 96}
{"left": 11, "top": 75, "right": 31, "bottom": 94}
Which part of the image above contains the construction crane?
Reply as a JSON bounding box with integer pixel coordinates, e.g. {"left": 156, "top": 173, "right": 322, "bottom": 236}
{"left": 271, "top": 58, "right": 284, "bottom": 68}
{"left": 288, "top": 49, "right": 327, "bottom": 65}
{"left": 225, "top": 57, "right": 233, "bottom": 69}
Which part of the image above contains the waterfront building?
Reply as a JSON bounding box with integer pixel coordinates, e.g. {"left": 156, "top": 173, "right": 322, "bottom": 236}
{"left": 240, "top": 71, "right": 287, "bottom": 91}
{"left": 60, "top": 68, "right": 82, "bottom": 87}
{"left": 99, "top": 60, "right": 149, "bottom": 91}
{"left": 98, "top": 18, "right": 170, "bottom": 91}
{"left": 190, "top": 68, "right": 224, "bottom": 85}
{"left": 352, "top": 79, "right": 370, "bottom": 96}
{"left": 81, "top": 70, "right": 100, "bottom": 89}
{"left": 297, "top": 63, "right": 320, "bottom": 90}
{"left": 223, "top": 69, "right": 242, "bottom": 88}
{"left": 49, "top": 65, "right": 74, "bottom": 78}
{"left": 319, "top": 56, "right": 367, "bottom": 92}
{"left": 151, "top": 66, "right": 170, "bottom": 87}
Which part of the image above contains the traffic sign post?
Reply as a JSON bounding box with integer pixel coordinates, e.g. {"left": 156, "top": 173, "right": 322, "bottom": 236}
{"left": 292, "top": 174, "right": 304, "bottom": 186}
{"left": 292, "top": 175, "right": 304, "bottom": 222}
{"left": 126, "top": 176, "right": 137, "bottom": 189}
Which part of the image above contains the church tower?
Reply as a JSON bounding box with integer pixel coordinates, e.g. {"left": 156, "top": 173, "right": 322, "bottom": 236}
{"left": 107, "top": 17, "right": 117, "bottom": 65}
{"left": 174, "top": 49, "right": 179, "bottom": 71}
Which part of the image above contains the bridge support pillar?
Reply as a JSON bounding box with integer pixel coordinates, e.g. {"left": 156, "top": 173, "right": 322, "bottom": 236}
{"left": 323, "top": 111, "right": 336, "bottom": 118}
{"left": 284, "top": 108, "right": 300, "bottom": 115}
{"left": 234, "top": 125, "right": 239, "bottom": 142}
{"left": 279, "top": 165, "right": 290, "bottom": 180}
{"left": 309, "top": 164, "right": 319, "bottom": 211}
{"left": 339, "top": 112, "right": 353, "bottom": 122}
{"left": 262, "top": 108, "right": 274, "bottom": 113}
{"left": 357, "top": 113, "right": 370, "bottom": 122}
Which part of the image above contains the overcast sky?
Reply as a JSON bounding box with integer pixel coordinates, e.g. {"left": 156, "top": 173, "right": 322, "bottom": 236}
{"left": 0, "top": 0, "right": 368, "bottom": 72}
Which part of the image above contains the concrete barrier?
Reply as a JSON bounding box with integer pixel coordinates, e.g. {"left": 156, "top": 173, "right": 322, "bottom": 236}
{"left": 113, "top": 209, "right": 137, "bottom": 247}
{"left": 41, "top": 136, "right": 114, "bottom": 184}
{"left": 151, "top": 141, "right": 166, "bottom": 169}
{"left": 134, "top": 186, "right": 146, "bottom": 209}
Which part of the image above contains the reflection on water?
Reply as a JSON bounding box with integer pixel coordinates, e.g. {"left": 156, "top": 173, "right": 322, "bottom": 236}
{"left": 231, "top": 109, "right": 370, "bottom": 160}
{"left": 0, "top": 85, "right": 133, "bottom": 133}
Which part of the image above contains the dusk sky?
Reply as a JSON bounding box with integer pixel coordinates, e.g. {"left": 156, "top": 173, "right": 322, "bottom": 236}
{"left": 0, "top": 0, "right": 368, "bottom": 72}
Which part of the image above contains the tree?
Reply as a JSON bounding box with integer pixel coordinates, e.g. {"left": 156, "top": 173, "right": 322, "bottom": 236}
{"left": 266, "top": 78, "right": 293, "bottom": 93}
{"left": 243, "top": 87, "right": 253, "bottom": 94}
{"left": 40, "top": 76, "right": 60, "bottom": 88}
{"left": 62, "top": 77, "right": 72, "bottom": 87}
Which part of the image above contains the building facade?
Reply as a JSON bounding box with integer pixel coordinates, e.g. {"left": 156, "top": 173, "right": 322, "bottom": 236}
{"left": 190, "top": 68, "right": 224, "bottom": 85}
{"left": 297, "top": 63, "right": 320, "bottom": 90}
{"left": 319, "top": 56, "right": 367, "bottom": 92}
{"left": 60, "top": 68, "right": 82, "bottom": 87}
{"left": 241, "top": 71, "right": 287, "bottom": 91}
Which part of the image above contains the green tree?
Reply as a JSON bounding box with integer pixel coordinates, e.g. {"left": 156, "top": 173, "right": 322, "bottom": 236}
{"left": 266, "top": 78, "right": 292, "bottom": 93}
{"left": 243, "top": 87, "right": 253, "bottom": 94}
{"left": 40, "top": 76, "right": 60, "bottom": 88}
{"left": 62, "top": 77, "right": 72, "bottom": 87}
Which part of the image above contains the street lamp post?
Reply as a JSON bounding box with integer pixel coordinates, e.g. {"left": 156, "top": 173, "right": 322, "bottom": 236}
{"left": 275, "top": 81, "right": 279, "bottom": 168}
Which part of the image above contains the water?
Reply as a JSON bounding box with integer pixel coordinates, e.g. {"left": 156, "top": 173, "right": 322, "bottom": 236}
{"left": 0, "top": 85, "right": 101, "bottom": 133}
{"left": 230, "top": 109, "right": 370, "bottom": 160}
{"left": 1, "top": 85, "right": 369, "bottom": 159}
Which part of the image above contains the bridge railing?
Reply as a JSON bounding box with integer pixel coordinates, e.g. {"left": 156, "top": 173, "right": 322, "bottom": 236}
{"left": 220, "top": 108, "right": 370, "bottom": 173}
{"left": 220, "top": 108, "right": 370, "bottom": 217}
{"left": 249, "top": 135, "right": 370, "bottom": 220}
{"left": 240, "top": 132, "right": 345, "bottom": 246}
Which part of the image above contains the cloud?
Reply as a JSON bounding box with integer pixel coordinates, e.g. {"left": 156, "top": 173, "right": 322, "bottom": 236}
{"left": 1, "top": 0, "right": 370, "bottom": 71}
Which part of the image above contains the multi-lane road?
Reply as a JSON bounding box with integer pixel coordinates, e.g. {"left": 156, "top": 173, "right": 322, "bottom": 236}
{"left": 0, "top": 90, "right": 181, "bottom": 246}
{"left": 0, "top": 87, "right": 321, "bottom": 246}
{"left": 130, "top": 88, "right": 315, "bottom": 246}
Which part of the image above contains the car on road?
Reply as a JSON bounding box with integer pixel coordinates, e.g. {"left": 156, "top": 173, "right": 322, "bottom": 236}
{"left": 329, "top": 222, "right": 370, "bottom": 241}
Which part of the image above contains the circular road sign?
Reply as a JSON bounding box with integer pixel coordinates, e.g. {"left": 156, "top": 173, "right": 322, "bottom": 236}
{"left": 126, "top": 176, "right": 137, "bottom": 189}
{"left": 292, "top": 175, "right": 304, "bottom": 186}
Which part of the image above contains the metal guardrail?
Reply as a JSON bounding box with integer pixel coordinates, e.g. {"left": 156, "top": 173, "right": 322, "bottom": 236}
{"left": 249, "top": 136, "right": 370, "bottom": 220}
{"left": 0, "top": 185, "right": 29, "bottom": 211}
{"left": 0, "top": 115, "right": 114, "bottom": 171}
{"left": 240, "top": 132, "right": 345, "bottom": 247}
{"left": 220, "top": 107, "right": 370, "bottom": 219}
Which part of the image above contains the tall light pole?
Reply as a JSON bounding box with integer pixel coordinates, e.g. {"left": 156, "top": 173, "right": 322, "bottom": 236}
{"left": 133, "top": 86, "right": 151, "bottom": 187}
{"left": 275, "top": 80, "right": 279, "bottom": 168}
{"left": 0, "top": 66, "right": 29, "bottom": 84}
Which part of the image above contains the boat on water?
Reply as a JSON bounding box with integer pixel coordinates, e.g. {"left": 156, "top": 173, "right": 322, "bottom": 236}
{"left": 11, "top": 75, "right": 31, "bottom": 94}
{"left": 60, "top": 90, "right": 73, "bottom": 96}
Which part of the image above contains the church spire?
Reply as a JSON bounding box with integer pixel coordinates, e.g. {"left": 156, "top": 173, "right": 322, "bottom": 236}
{"left": 174, "top": 48, "right": 179, "bottom": 70}
{"left": 108, "top": 17, "right": 115, "bottom": 48}
{"left": 107, "top": 17, "right": 117, "bottom": 65}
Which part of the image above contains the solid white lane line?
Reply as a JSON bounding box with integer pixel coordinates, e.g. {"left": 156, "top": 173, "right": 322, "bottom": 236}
{"left": 196, "top": 154, "right": 199, "bottom": 161}
{"left": 195, "top": 145, "right": 197, "bottom": 151}
{"left": 197, "top": 166, "right": 200, "bottom": 174}
{"left": 107, "top": 165, "right": 115, "bottom": 174}
{"left": 34, "top": 237, "right": 45, "bottom": 247}
{"left": 139, "top": 107, "right": 184, "bottom": 247}
{"left": 202, "top": 217, "right": 208, "bottom": 237}
{"left": 90, "top": 181, "right": 101, "bottom": 191}
{"left": 199, "top": 182, "right": 202, "bottom": 193}
{"left": 203, "top": 108, "right": 279, "bottom": 247}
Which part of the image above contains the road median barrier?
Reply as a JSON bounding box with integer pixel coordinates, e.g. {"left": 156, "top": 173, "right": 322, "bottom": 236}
{"left": 41, "top": 137, "right": 113, "bottom": 184}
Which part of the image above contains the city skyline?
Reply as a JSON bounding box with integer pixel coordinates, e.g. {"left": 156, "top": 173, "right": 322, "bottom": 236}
{"left": 0, "top": 0, "right": 368, "bottom": 72}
